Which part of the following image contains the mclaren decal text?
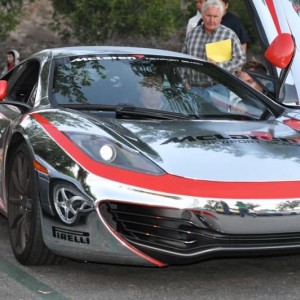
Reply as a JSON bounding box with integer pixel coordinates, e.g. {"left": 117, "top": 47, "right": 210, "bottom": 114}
{"left": 162, "top": 134, "right": 300, "bottom": 145}
{"left": 71, "top": 56, "right": 137, "bottom": 63}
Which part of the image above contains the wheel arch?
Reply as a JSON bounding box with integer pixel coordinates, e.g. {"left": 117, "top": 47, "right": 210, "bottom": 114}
{"left": 3, "top": 133, "right": 34, "bottom": 214}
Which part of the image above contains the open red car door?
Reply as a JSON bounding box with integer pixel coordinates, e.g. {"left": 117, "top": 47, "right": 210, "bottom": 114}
{"left": 245, "top": 0, "right": 300, "bottom": 104}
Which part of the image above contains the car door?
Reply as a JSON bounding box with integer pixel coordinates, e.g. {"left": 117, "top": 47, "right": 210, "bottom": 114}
{"left": 245, "top": 0, "right": 300, "bottom": 105}
{"left": 2, "top": 59, "right": 40, "bottom": 104}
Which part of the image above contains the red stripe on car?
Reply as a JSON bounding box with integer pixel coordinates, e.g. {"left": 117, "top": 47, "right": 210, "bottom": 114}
{"left": 266, "top": 0, "right": 281, "bottom": 34}
{"left": 31, "top": 113, "right": 300, "bottom": 200}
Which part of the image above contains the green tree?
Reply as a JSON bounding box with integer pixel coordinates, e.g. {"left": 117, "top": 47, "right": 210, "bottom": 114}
{"left": 277, "top": 201, "right": 300, "bottom": 211}
{"left": 0, "top": 0, "right": 24, "bottom": 40}
{"left": 51, "top": 0, "right": 181, "bottom": 44}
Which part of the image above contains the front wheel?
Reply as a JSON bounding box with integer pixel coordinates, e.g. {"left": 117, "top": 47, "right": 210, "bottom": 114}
{"left": 7, "top": 142, "right": 61, "bottom": 265}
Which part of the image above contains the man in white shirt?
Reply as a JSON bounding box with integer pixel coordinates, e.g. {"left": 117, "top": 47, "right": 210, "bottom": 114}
{"left": 186, "top": 0, "right": 206, "bottom": 36}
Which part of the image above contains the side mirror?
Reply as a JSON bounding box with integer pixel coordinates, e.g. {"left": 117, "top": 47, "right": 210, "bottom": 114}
{"left": 264, "top": 33, "right": 295, "bottom": 102}
{"left": 265, "top": 33, "right": 295, "bottom": 69}
{"left": 0, "top": 80, "right": 8, "bottom": 100}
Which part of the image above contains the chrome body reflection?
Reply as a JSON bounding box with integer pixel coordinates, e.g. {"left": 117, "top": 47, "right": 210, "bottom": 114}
{"left": 1, "top": 46, "right": 300, "bottom": 266}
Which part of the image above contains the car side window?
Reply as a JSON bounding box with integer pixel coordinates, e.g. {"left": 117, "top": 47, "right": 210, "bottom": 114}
{"left": 6, "top": 60, "right": 40, "bottom": 103}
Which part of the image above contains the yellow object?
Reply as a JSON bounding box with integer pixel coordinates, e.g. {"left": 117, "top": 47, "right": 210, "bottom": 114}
{"left": 205, "top": 39, "right": 232, "bottom": 62}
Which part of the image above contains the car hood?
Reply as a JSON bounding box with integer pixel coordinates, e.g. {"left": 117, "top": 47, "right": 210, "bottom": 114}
{"left": 33, "top": 110, "right": 300, "bottom": 182}
{"left": 116, "top": 118, "right": 300, "bottom": 182}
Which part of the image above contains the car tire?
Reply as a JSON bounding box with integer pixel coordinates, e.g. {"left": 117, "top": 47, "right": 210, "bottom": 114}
{"left": 7, "top": 142, "right": 62, "bottom": 265}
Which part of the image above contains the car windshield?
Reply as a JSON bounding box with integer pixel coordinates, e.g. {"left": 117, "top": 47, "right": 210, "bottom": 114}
{"left": 52, "top": 54, "right": 276, "bottom": 120}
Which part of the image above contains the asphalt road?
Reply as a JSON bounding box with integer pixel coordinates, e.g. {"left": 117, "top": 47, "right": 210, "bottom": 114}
{"left": 1, "top": 214, "right": 300, "bottom": 300}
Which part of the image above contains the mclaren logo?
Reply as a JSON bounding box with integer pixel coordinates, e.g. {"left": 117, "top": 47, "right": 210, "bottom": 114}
{"left": 161, "top": 134, "right": 300, "bottom": 145}
{"left": 71, "top": 56, "right": 136, "bottom": 62}
{"left": 52, "top": 227, "right": 90, "bottom": 244}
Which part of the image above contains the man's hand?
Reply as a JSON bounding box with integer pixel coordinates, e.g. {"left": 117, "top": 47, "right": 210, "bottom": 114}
{"left": 207, "top": 57, "right": 217, "bottom": 64}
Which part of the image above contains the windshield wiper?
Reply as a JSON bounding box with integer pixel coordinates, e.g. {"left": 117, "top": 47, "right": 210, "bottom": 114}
{"left": 204, "top": 113, "right": 259, "bottom": 121}
{"left": 60, "top": 104, "right": 116, "bottom": 111}
{"left": 115, "top": 104, "right": 195, "bottom": 120}
{"left": 60, "top": 103, "right": 197, "bottom": 120}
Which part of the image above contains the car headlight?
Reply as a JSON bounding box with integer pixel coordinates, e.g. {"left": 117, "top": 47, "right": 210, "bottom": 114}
{"left": 64, "top": 132, "right": 164, "bottom": 175}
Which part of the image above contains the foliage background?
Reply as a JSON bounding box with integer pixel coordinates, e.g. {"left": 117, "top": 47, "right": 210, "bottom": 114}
{"left": 0, "top": 0, "right": 24, "bottom": 41}
{"left": 0, "top": 0, "right": 261, "bottom": 62}
{"left": 51, "top": 0, "right": 182, "bottom": 44}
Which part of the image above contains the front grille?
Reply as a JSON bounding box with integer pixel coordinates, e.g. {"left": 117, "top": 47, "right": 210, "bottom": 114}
{"left": 99, "top": 202, "right": 300, "bottom": 253}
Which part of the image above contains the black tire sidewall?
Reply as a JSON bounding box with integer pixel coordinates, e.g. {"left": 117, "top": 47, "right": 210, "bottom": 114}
{"left": 7, "top": 142, "right": 43, "bottom": 263}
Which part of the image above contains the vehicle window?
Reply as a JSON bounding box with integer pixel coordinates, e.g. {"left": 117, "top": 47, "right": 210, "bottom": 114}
{"left": 53, "top": 58, "right": 137, "bottom": 106}
{"left": 6, "top": 60, "right": 40, "bottom": 103}
{"left": 52, "top": 55, "right": 275, "bottom": 120}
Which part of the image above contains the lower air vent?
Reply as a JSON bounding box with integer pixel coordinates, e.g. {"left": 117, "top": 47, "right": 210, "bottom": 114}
{"left": 99, "top": 202, "right": 211, "bottom": 251}
{"left": 100, "top": 202, "right": 300, "bottom": 255}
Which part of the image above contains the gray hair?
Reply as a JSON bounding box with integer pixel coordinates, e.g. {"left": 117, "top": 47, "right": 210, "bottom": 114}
{"left": 202, "top": 0, "right": 224, "bottom": 16}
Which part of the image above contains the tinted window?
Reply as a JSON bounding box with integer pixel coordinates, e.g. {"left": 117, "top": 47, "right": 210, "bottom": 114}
{"left": 52, "top": 55, "right": 275, "bottom": 120}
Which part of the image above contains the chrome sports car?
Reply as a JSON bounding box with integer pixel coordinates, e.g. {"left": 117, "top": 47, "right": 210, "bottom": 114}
{"left": 0, "top": 32, "right": 299, "bottom": 267}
